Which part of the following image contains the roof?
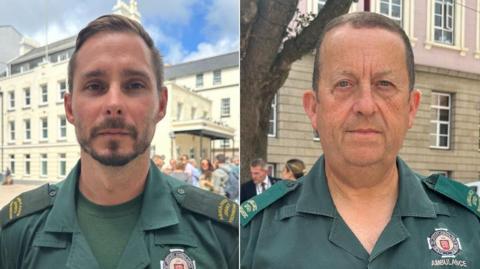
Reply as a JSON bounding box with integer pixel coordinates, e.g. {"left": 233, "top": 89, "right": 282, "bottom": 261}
{"left": 165, "top": 51, "right": 238, "bottom": 80}
{"left": 10, "top": 35, "right": 76, "bottom": 65}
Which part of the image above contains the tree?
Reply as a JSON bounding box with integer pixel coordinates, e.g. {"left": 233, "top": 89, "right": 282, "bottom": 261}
{"left": 240, "top": 0, "right": 353, "bottom": 182}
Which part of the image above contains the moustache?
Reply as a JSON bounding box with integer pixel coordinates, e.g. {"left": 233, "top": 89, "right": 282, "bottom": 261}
{"left": 90, "top": 118, "right": 138, "bottom": 139}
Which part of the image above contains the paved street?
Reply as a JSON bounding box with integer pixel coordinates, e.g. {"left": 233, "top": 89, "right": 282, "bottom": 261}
{"left": 0, "top": 182, "right": 43, "bottom": 209}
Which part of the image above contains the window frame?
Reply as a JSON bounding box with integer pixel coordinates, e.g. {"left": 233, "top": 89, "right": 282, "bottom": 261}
{"left": 429, "top": 92, "right": 451, "bottom": 149}
{"left": 220, "top": 98, "right": 231, "bottom": 118}
{"left": 268, "top": 94, "right": 277, "bottom": 137}
{"left": 58, "top": 116, "right": 67, "bottom": 140}
{"left": 40, "top": 153, "right": 48, "bottom": 177}
{"left": 213, "top": 69, "right": 222, "bottom": 85}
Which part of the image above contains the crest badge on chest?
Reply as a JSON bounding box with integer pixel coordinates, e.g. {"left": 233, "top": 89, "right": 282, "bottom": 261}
{"left": 160, "top": 249, "right": 196, "bottom": 269}
{"left": 428, "top": 228, "right": 461, "bottom": 258}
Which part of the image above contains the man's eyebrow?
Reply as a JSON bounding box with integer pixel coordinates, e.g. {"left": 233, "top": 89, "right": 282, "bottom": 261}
{"left": 82, "top": 69, "right": 106, "bottom": 79}
{"left": 122, "top": 69, "right": 150, "bottom": 79}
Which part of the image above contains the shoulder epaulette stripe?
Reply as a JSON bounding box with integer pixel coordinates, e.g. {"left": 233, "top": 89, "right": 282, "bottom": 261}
{"left": 0, "top": 183, "right": 57, "bottom": 228}
{"left": 423, "top": 174, "right": 480, "bottom": 219}
{"left": 240, "top": 180, "right": 298, "bottom": 226}
{"left": 173, "top": 184, "right": 238, "bottom": 228}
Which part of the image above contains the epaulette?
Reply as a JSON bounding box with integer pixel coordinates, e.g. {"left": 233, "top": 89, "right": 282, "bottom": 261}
{"left": 172, "top": 184, "right": 238, "bottom": 228}
{"left": 0, "top": 183, "right": 58, "bottom": 228}
{"left": 422, "top": 174, "right": 480, "bottom": 218}
{"left": 240, "top": 180, "right": 299, "bottom": 226}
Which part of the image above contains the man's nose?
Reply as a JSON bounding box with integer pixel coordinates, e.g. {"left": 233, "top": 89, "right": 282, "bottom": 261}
{"left": 352, "top": 84, "right": 377, "bottom": 116}
{"left": 104, "top": 85, "right": 124, "bottom": 116}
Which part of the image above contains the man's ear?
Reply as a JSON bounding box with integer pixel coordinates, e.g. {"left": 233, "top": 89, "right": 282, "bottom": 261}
{"left": 407, "top": 89, "right": 421, "bottom": 129}
{"left": 156, "top": 86, "right": 168, "bottom": 122}
{"left": 64, "top": 92, "right": 75, "bottom": 124}
{"left": 303, "top": 89, "right": 319, "bottom": 130}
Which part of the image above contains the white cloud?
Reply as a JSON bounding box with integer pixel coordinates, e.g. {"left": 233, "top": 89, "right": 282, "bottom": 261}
{"left": 139, "top": 0, "right": 197, "bottom": 25}
{"left": 204, "top": 0, "right": 239, "bottom": 40}
{"left": 183, "top": 37, "right": 238, "bottom": 62}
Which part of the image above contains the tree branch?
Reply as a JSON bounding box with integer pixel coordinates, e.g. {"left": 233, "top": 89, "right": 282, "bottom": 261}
{"left": 274, "top": 0, "right": 353, "bottom": 72}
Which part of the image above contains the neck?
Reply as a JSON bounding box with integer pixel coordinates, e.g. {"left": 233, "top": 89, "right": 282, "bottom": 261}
{"left": 325, "top": 158, "right": 399, "bottom": 210}
{"left": 78, "top": 150, "right": 150, "bottom": 206}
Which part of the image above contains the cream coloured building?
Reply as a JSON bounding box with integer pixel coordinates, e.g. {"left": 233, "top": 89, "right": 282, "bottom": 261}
{"left": 0, "top": 0, "right": 236, "bottom": 182}
{"left": 165, "top": 52, "right": 240, "bottom": 158}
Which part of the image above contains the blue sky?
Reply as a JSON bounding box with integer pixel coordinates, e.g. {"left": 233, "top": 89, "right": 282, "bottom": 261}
{"left": 0, "top": 0, "right": 239, "bottom": 64}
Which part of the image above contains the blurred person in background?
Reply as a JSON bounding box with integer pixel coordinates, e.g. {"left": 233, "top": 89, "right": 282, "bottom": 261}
{"left": 281, "top": 159, "right": 306, "bottom": 180}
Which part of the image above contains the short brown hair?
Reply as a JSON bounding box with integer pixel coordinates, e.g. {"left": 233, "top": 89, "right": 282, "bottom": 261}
{"left": 68, "top": 14, "right": 164, "bottom": 92}
{"left": 313, "top": 12, "right": 415, "bottom": 92}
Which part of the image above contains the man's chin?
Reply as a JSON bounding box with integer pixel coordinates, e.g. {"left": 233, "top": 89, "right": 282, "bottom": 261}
{"left": 90, "top": 152, "right": 139, "bottom": 167}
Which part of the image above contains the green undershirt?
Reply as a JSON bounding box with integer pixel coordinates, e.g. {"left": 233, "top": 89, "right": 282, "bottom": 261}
{"left": 76, "top": 191, "right": 143, "bottom": 269}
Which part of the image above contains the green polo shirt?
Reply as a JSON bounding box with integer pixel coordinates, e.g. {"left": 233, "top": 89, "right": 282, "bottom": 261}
{"left": 241, "top": 156, "right": 480, "bottom": 268}
{"left": 0, "top": 161, "right": 239, "bottom": 269}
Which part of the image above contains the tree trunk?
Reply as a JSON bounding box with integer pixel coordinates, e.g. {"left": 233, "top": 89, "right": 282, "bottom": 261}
{"left": 240, "top": 0, "right": 353, "bottom": 183}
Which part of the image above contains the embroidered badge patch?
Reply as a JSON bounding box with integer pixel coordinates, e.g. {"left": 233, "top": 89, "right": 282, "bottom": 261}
{"left": 428, "top": 228, "right": 461, "bottom": 258}
{"left": 161, "top": 249, "right": 196, "bottom": 269}
{"left": 8, "top": 197, "right": 23, "bottom": 220}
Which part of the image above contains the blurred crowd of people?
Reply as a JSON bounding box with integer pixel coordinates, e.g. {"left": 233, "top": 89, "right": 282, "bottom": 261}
{"left": 152, "top": 154, "right": 240, "bottom": 202}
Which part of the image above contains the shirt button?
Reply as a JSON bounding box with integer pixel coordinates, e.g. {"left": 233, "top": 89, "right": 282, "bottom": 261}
{"left": 287, "top": 182, "right": 296, "bottom": 188}
{"left": 177, "top": 188, "right": 185, "bottom": 195}
{"left": 48, "top": 190, "right": 57, "bottom": 197}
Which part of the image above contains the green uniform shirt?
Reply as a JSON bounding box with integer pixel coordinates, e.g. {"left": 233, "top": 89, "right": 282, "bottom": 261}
{"left": 241, "top": 156, "right": 480, "bottom": 268}
{"left": 0, "top": 161, "right": 238, "bottom": 269}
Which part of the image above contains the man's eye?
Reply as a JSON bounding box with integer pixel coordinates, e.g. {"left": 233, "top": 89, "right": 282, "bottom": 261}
{"left": 85, "top": 83, "right": 105, "bottom": 91}
{"left": 335, "top": 80, "right": 352, "bottom": 88}
{"left": 126, "top": 82, "right": 146, "bottom": 90}
{"left": 377, "top": 80, "right": 393, "bottom": 87}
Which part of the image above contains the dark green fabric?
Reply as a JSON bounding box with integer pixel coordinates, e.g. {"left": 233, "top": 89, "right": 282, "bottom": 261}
{"left": 76, "top": 192, "right": 142, "bottom": 269}
{"left": 240, "top": 180, "right": 298, "bottom": 226}
{"left": 0, "top": 184, "right": 57, "bottom": 228}
{"left": 241, "top": 155, "right": 480, "bottom": 269}
{"left": 0, "top": 160, "right": 238, "bottom": 269}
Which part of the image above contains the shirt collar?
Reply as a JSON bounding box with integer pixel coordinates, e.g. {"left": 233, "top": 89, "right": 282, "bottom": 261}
{"left": 392, "top": 158, "right": 436, "bottom": 218}
{"left": 44, "top": 160, "right": 180, "bottom": 233}
{"left": 296, "top": 156, "right": 336, "bottom": 217}
{"left": 295, "top": 156, "right": 437, "bottom": 218}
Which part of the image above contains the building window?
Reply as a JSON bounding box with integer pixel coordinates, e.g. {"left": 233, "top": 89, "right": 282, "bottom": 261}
{"left": 24, "top": 119, "right": 31, "bottom": 141}
{"left": 24, "top": 154, "right": 31, "bottom": 175}
{"left": 58, "top": 80, "right": 66, "bottom": 101}
{"left": 221, "top": 98, "right": 230, "bottom": 117}
{"left": 268, "top": 94, "right": 277, "bottom": 137}
{"left": 176, "top": 103, "right": 183, "bottom": 120}
{"left": 59, "top": 153, "right": 67, "bottom": 177}
{"left": 9, "top": 154, "right": 15, "bottom": 175}
{"left": 8, "top": 91, "right": 15, "bottom": 110}
{"left": 266, "top": 163, "right": 276, "bottom": 177}
{"left": 213, "top": 69, "right": 222, "bottom": 85}
{"left": 8, "top": 121, "right": 15, "bottom": 141}
{"left": 379, "top": 0, "right": 402, "bottom": 26}
{"left": 188, "top": 148, "right": 195, "bottom": 159}
{"left": 40, "top": 117, "right": 48, "bottom": 140}
{"left": 40, "top": 84, "right": 48, "bottom": 104}
{"left": 40, "top": 153, "right": 48, "bottom": 177}
{"left": 191, "top": 107, "right": 196, "bottom": 120}
{"left": 59, "top": 116, "right": 67, "bottom": 139}
{"left": 24, "top": 87, "right": 31, "bottom": 107}
{"left": 196, "top": 73, "right": 204, "bottom": 88}
{"left": 430, "top": 92, "right": 451, "bottom": 149}
{"left": 434, "top": 0, "right": 454, "bottom": 45}
{"left": 220, "top": 139, "right": 230, "bottom": 148}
